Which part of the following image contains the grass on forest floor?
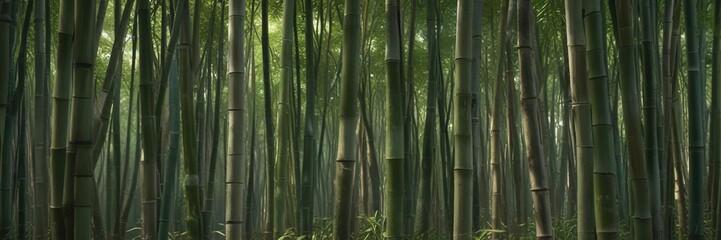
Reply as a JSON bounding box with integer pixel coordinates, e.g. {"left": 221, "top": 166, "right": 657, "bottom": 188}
{"left": 138, "top": 211, "right": 721, "bottom": 239}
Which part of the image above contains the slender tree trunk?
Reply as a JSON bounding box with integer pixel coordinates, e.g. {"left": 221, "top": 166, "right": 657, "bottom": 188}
{"left": 31, "top": 0, "right": 49, "bottom": 237}
{"left": 414, "top": 0, "right": 438, "bottom": 234}
{"left": 332, "top": 0, "right": 360, "bottom": 238}
{"left": 661, "top": 0, "right": 679, "bottom": 238}
{"left": 5, "top": 3, "right": 31, "bottom": 237}
{"left": 138, "top": 0, "right": 159, "bottom": 238}
{"left": 712, "top": 0, "right": 721, "bottom": 237}
{"left": 452, "top": 0, "right": 473, "bottom": 238}
{"left": 158, "top": 56, "right": 181, "bottom": 240}
{"left": 384, "top": 0, "right": 405, "bottom": 238}
{"left": 226, "top": 0, "right": 246, "bottom": 237}
{"left": 178, "top": 1, "right": 204, "bottom": 238}
{"left": 583, "top": 0, "right": 621, "bottom": 238}
{"left": 299, "top": 0, "right": 317, "bottom": 235}
{"left": 490, "top": 0, "right": 511, "bottom": 238}
{"left": 68, "top": 0, "right": 95, "bottom": 238}
{"left": 260, "top": 0, "right": 275, "bottom": 237}
{"left": 517, "top": 0, "right": 553, "bottom": 238}
{"left": 684, "top": 0, "right": 706, "bottom": 236}
{"left": 0, "top": 1, "right": 12, "bottom": 238}
{"left": 564, "top": 0, "right": 595, "bottom": 238}
{"left": 0, "top": 6, "right": 9, "bottom": 218}
{"left": 272, "top": 0, "right": 294, "bottom": 235}
{"left": 614, "top": 1, "right": 654, "bottom": 238}
{"left": 638, "top": 0, "right": 663, "bottom": 237}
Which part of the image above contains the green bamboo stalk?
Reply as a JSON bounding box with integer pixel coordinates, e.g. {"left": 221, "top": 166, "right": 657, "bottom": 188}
{"left": 18, "top": 104, "right": 28, "bottom": 240}
{"left": 260, "top": 0, "right": 275, "bottom": 237}
{"left": 332, "top": 0, "right": 360, "bottom": 237}
{"left": 200, "top": 2, "right": 221, "bottom": 238}
{"left": 684, "top": 0, "right": 706, "bottom": 237}
{"left": 299, "top": 0, "right": 318, "bottom": 234}
{"left": 490, "top": 0, "right": 512, "bottom": 237}
{"left": 583, "top": 0, "right": 620, "bottom": 238}
{"left": 226, "top": 0, "right": 246, "bottom": 237}
{"left": 517, "top": 0, "right": 553, "bottom": 238}
{"left": 91, "top": 0, "right": 135, "bottom": 165}
{"left": 0, "top": 2, "right": 11, "bottom": 237}
{"left": 158, "top": 56, "right": 180, "bottom": 240}
{"left": 31, "top": 0, "right": 49, "bottom": 236}
{"left": 453, "top": 0, "right": 473, "bottom": 239}
{"left": 614, "top": 1, "right": 654, "bottom": 239}
{"left": 137, "top": 0, "right": 159, "bottom": 238}
{"left": 272, "top": 0, "right": 294, "bottom": 235}
{"left": 178, "top": 1, "right": 204, "bottom": 238}
{"left": 384, "top": 0, "right": 405, "bottom": 238}
{"left": 713, "top": 0, "right": 721, "bottom": 236}
{"left": 48, "top": 0, "right": 73, "bottom": 237}
{"left": 564, "top": 0, "right": 595, "bottom": 238}
{"left": 661, "top": 0, "right": 679, "bottom": 238}
{"left": 69, "top": 0, "right": 95, "bottom": 238}
{"left": 639, "top": 0, "right": 663, "bottom": 236}
{"left": 414, "top": 0, "right": 438, "bottom": 234}
{"left": 111, "top": 24, "right": 138, "bottom": 240}
{"left": 4, "top": 3, "right": 31, "bottom": 237}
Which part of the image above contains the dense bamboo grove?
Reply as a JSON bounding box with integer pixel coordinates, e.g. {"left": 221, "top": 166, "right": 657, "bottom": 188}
{"left": 3, "top": 0, "right": 721, "bottom": 239}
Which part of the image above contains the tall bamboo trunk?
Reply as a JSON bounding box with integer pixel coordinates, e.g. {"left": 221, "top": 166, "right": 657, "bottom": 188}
{"left": 683, "top": 0, "right": 706, "bottom": 237}
{"left": 661, "top": 0, "right": 679, "bottom": 238}
{"left": 298, "top": 0, "right": 317, "bottom": 235}
{"left": 384, "top": 0, "right": 405, "bottom": 238}
{"left": 413, "top": 0, "right": 438, "bottom": 233}
{"left": 260, "top": 0, "right": 275, "bottom": 237}
{"left": 452, "top": 0, "right": 473, "bottom": 239}
{"left": 158, "top": 56, "right": 180, "bottom": 240}
{"left": 68, "top": 0, "right": 95, "bottom": 238}
{"left": 517, "top": 0, "right": 552, "bottom": 238}
{"left": 32, "top": 0, "right": 49, "bottom": 237}
{"left": 490, "top": 0, "right": 511, "bottom": 238}
{"left": 712, "top": 0, "right": 721, "bottom": 237}
{"left": 0, "top": 1, "right": 12, "bottom": 238}
{"left": 638, "top": 0, "right": 663, "bottom": 237}
{"left": 583, "top": 0, "right": 621, "bottom": 238}
{"left": 178, "top": 1, "right": 204, "bottom": 238}
{"left": 332, "top": 0, "right": 360, "bottom": 238}
{"left": 564, "top": 0, "right": 595, "bottom": 238}
{"left": 614, "top": 1, "right": 654, "bottom": 238}
{"left": 225, "top": 0, "right": 246, "bottom": 238}
{"left": 138, "top": 0, "right": 159, "bottom": 238}
{"left": 272, "top": 0, "right": 294, "bottom": 235}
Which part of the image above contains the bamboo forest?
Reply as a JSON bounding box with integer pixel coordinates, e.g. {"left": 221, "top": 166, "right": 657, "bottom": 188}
{"left": 4, "top": 0, "right": 721, "bottom": 239}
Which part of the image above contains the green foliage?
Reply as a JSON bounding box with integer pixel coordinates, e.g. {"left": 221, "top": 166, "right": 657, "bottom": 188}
{"left": 356, "top": 213, "right": 383, "bottom": 240}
